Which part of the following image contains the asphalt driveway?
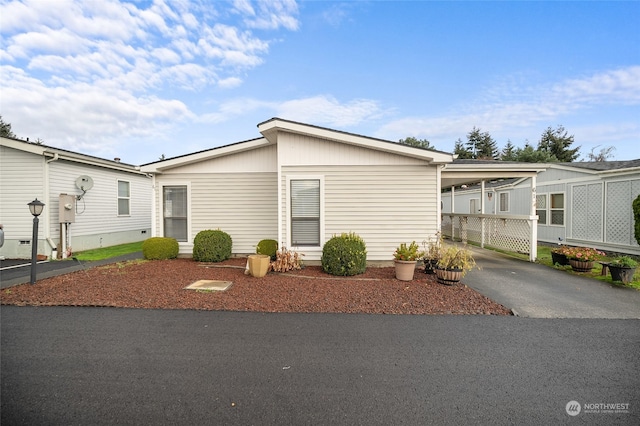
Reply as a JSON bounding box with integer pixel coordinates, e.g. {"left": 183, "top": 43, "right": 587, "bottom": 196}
{"left": 463, "top": 245, "right": 640, "bottom": 319}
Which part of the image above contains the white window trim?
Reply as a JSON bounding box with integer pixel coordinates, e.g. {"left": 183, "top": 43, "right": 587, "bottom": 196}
{"left": 117, "top": 180, "right": 131, "bottom": 216}
{"left": 160, "top": 182, "right": 192, "bottom": 243}
{"left": 549, "top": 191, "right": 565, "bottom": 227}
{"left": 498, "top": 191, "right": 510, "bottom": 213}
{"left": 285, "top": 175, "right": 324, "bottom": 253}
{"left": 536, "top": 193, "right": 548, "bottom": 225}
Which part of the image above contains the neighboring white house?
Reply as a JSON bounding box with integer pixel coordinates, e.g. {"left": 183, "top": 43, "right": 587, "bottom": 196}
{"left": 0, "top": 136, "right": 152, "bottom": 260}
{"left": 442, "top": 160, "right": 640, "bottom": 255}
{"left": 141, "top": 118, "right": 544, "bottom": 262}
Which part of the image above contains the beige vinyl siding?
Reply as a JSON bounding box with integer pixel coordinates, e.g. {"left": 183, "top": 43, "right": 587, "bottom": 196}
{"left": 282, "top": 165, "right": 438, "bottom": 261}
{"left": 157, "top": 172, "right": 278, "bottom": 255}
{"left": 48, "top": 160, "right": 151, "bottom": 247}
{"left": 0, "top": 146, "right": 45, "bottom": 238}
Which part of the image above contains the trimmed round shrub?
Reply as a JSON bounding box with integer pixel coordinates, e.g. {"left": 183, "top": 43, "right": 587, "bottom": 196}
{"left": 321, "top": 232, "right": 367, "bottom": 276}
{"left": 142, "top": 237, "right": 179, "bottom": 260}
{"left": 193, "top": 229, "right": 232, "bottom": 262}
{"left": 256, "top": 239, "right": 278, "bottom": 261}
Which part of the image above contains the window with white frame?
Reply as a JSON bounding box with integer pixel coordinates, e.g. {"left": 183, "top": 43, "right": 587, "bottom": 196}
{"left": 163, "top": 185, "right": 188, "bottom": 241}
{"left": 550, "top": 193, "right": 564, "bottom": 225}
{"left": 536, "top": 194, "right": 547, "bottom": 225}
{"left": 498, "top": 192, "right": 510, "bottom": 212}
{"left": 291, "top": 179, "right": 320, "bottom": 246}
{"left": 117, "top": 180, "right": 130, "bottom": 215}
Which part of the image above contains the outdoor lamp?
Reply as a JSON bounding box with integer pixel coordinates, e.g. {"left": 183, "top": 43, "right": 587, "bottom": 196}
{"left": 28, "top": 198, "right": 45, "bottom": 284}
{"left": 28, "top": 198, "right": 45, "bottom": 217}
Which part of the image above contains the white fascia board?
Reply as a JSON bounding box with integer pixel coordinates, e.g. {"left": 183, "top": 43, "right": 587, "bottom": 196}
{"left": 258, "top": 118, "right": 453, "bottom": 164}
{"left": 140, "top": 137, "right": 270, "bottom": 173}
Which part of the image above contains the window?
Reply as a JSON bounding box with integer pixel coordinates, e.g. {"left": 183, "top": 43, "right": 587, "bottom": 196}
{"left": 536, "top": 194, "right": 547, "bottom": 225}
{"left": 550, "top": 193, "right": 564, "bottom": 225}
{"left": 117, "top": 180, "right": 130, "bottom": 215}
{"left": 498, "top": 192, "right": 510, "bottom": 212}
{"left": 291, "top": 179, "right": 320, "bottom": 246}
{"left": 163, "top": 186, "right": 188, "bottom": 241}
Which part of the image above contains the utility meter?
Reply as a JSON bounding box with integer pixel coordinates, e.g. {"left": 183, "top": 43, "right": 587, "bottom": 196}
{"left": 59, "top": 194, "right": 76, "bottom": 223}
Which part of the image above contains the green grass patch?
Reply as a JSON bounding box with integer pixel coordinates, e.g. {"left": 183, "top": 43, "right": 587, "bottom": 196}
{"left": 72, "top": 241, "right": 143, "bottom": 261}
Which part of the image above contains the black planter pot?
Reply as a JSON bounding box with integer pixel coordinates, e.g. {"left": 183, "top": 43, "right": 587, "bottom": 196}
{"left": 609, "top": 265, "right": 637, "bottom": 284}
{"left": 551, "top": 252, "right": 569, "bottom": 266}
{"left": 424, "top": 259, "right": 438, "bottom": 274}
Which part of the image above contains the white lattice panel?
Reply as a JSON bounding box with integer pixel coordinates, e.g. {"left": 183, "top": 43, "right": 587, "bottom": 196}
{"left": 606, "top": 180, "right": 632, "bottom": 245}
{"left": 572, "top": 185, "right": 588, "bottom": 240}
{"left": 441, "top": 214, "right": 532, "bottom": 255}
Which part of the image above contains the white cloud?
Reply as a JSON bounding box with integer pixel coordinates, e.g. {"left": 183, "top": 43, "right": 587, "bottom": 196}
{"left": 0, "top": 0, "right": 299, "bottom": 157}
{"left": 376, "top": 66, "right": 640, "bottom": 146}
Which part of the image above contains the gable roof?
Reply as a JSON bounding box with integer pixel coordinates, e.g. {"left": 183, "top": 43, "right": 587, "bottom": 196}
{"left": 1, "top": 136, "right": 143, "bottom": 174}
{"left": 257, "top": 117, "right": 454, "bottom": 163}
{"left": 141, "top": 118, "right": 456, "bottom": 173}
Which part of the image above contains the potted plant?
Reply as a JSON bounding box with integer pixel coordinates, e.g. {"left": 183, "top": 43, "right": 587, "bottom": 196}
{"left": 422, "top": 233, "right": 443, "bottom": 274}
{"left": 608, "top": 256, "right": 638, "bottom": 284}
{"left": 563, "top": 246, "right": 604, "bottom": 272}
{"left": 551, "top": 245, "right": 569, "bottom": 266}
{"left": 435, "top": 244, "right": 476, "bottom": 285}
{"left": 393, "top": 241, "right": 424, "bottom": 281}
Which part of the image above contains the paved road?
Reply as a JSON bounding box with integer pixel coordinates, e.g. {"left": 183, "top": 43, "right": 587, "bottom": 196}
{"left": 2, "top": 307, "right": 639, "bottom": 425}
{"left": 463, "top": 245, "right": 640, "bottom": 319}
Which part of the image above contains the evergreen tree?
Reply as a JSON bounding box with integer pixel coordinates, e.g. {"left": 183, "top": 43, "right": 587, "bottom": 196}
{"left": 453, "top": 138, "right": 473, "bottom": 159}
{"left": 398, "top": 136, "right": 434, "bottom": 150}
{"left": 0, "top": 116, "right": 15, "bottom": 138}
{"left": 500, "top": 140, "right": 518, "bottom": 161}
{"left": 537, "top": 125, "right": 580, "bottom": 162}
{"left": 466, "top": 127, "right": 498, "bottom": 159}
{"left": 514, "top": 144, "right": 558, "bottom": 163}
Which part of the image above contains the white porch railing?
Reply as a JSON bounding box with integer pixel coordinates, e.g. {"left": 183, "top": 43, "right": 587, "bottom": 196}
{"left": 441, "top": 214, "right": 538, "bottom": 262}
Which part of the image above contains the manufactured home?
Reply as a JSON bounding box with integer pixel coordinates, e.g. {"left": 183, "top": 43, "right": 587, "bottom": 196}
{"left": 141, "top": 118, "right": 545, "bottom": 262}
{"left": 0, "top": 137, "right": 152, "bottom": 260}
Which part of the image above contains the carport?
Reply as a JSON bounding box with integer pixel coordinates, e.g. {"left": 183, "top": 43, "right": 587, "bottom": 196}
{"left": 440, "top": 160, "right": 547, "bottom": 261}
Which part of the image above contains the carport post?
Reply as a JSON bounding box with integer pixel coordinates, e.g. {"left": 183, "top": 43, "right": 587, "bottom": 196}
{"left": 529, "top": 175, "right": 537, "bottom": 262}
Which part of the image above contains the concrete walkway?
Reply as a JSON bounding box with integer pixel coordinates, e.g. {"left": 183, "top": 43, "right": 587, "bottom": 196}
{"left": 463, "top": 245, "right": 640, "bottom": 319}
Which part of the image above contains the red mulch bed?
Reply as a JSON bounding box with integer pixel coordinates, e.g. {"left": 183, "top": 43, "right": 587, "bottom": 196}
{"left": 0, "top": 257, "right": 511, "bottom": 315}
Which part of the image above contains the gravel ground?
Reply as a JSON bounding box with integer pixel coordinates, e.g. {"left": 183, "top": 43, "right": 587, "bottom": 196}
{"left": 0, "top": 257, "right": 511, "bottom": 315}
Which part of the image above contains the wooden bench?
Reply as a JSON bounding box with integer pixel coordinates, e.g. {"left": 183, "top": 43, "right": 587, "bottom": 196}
{"left": 598, "top": 261, "right": 610, "bottom": 276}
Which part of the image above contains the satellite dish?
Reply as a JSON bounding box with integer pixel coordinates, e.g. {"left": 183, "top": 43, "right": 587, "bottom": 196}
{"left": 75, "top": 175, "right": 94, "bottom": 192}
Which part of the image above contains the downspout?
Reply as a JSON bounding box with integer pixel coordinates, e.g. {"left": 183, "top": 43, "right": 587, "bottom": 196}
{"left": 44, "top": 152, "right": 59, "bottom": 256}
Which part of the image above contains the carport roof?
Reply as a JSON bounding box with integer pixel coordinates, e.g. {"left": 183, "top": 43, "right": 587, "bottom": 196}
{"left": 442, "top": 159, "right": 547, "bottom": 188}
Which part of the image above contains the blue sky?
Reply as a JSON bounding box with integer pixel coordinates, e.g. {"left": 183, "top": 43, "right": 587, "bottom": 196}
{"left": 1, "top": 0, "right": 639, "bottom": 165}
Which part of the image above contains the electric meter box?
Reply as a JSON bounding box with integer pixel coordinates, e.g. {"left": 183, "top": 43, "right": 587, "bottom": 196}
{"left": 59, "top": 194, "right": 76, "bottom": 223}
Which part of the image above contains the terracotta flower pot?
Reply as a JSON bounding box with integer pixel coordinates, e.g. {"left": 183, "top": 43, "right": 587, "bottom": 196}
{"left": 435, "top": 267, "right": 463, "bottom": 286}
{"left": 395, "top": 260, "right": 417, "bottom": 281}
{"left": 569, "top": 259, "right": 594, "bottom": 272}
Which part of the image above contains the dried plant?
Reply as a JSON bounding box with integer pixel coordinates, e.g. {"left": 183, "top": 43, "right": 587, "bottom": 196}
{"left": 270, "top": 246, "right": 304, "bottom": 272}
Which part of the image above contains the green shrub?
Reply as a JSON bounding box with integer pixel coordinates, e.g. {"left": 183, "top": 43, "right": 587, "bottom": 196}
{"left": 193, "top": 229, "right": 232, "bottom": 262}
{"left": 142, "top": 237, "right": 179, "bottom": 260}
{"left": 321, "top": 232, "right": 367, "bottom": 276}
{"left": 256, "top": 239, "right": 278, "bottom": 261}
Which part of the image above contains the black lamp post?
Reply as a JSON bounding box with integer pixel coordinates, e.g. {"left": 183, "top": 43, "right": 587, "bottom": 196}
{"left": 28, "top": 198, "right": 45, "bottom": 284}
